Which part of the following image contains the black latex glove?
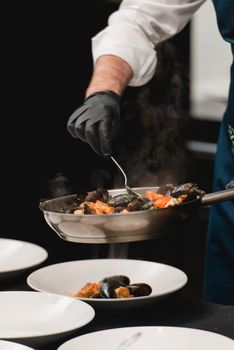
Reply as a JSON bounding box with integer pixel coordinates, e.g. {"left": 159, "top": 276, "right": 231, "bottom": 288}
{"left": 67, "top": 90, "right": 121, "bottom": 157}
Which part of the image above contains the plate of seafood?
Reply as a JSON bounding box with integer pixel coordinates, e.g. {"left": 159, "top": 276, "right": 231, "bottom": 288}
{"left": 27, "top": 258, "right": 188, "bottom": 310}
{"left": 0, "top": 238, "right": 48, "bottom": 281}
{"left": 39, "top": 183, "right": 234, "bottom": 243}
{"left": 57, "top": 326, "right": 234, "bottom": 350}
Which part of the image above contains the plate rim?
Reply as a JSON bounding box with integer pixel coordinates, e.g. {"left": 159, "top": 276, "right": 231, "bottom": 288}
{"left": 0, "top": 238, "right": 48, "bottom": 273}
{"left": 57, "top": 325, "right": 234, "bottom": 349}
{"left": 0, "top": 291, "right": 95, "bottom": 340}
{"left": 27, "top": 258, "right": 188, "bottom": 302}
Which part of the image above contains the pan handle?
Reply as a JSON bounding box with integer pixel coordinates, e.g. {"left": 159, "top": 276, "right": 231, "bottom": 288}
{"left": 201, "top": 188, "right": 234, "bottom": 206}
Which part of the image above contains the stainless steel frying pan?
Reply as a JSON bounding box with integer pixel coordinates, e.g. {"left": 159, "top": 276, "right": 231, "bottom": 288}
{"left": 39, "top": 187, "right": 234, "bottom": 244}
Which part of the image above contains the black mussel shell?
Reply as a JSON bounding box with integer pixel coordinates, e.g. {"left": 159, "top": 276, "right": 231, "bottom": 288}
{"left": 100, "top": 275, "right": 130, "bottom": 286}
{"left": 85, "top": 188, "right": 109, "bottom": 203}
{"left": 171, "top": 183, "right": 199, "bottom": 199}
{"left": 127, "top": 283, "right": 152, "bottom": 297}
{"left": 100, "top": 281, "right": 117, "bottom": 298}
{"left": 108, "top": 194, "right": 135, "bottom": 207}
{"left": 156, "top": 183, "right": 174, "bottom": 196}
{"left": 127, "top": 197, "right": 149, "bottom": 212}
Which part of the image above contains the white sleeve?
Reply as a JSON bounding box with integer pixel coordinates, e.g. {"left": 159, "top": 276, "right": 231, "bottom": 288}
{"left": 92, "top": 0, "right": 207, "bottom": 86}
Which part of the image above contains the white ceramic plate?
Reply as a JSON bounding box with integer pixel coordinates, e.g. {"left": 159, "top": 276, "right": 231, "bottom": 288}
{"left": 0, "top": 238, "right": 48, "bottom": 280}
{"left": 58, "top": 326, "right": 234, "bottom": 350}
{"left": 0, "top": 291, "right": 95, "bottom": 347}
{"left": 27, "top": 259, "right": 188, "bottom": 310}
{"left": 0, "top": 340, "right": 35, "bottom": 350}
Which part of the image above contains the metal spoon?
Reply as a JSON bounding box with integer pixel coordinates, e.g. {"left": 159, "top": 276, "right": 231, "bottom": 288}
{"left": 111, "top": 156, "right": 141, "bottom": 198}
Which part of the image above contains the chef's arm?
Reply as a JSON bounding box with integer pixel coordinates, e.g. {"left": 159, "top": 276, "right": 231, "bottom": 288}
{"left": 85, "top": 55, "right": 133, "bottom": 98}
{"left": 92, "top": 0, "right": 207, "bottom": 87}
{"left": 86, "top": 0, "right": 207, "bottom": 97}
{"left": 67, "top": 0, "right": 208, "bottom": 156}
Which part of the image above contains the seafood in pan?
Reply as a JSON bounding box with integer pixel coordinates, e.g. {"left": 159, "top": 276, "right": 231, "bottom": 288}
{"left": 71, "top": 275, "right": 152, "bottom": 299}
{"left": 66, "top": 183, "right": 204, "bottom": 215}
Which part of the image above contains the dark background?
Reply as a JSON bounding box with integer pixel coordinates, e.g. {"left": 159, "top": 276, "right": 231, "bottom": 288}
{"left": 2, "top": 2, "right": 120, "bottom": 259}
{"left": 2, "top": 1, "right": 220, "bottom": 300}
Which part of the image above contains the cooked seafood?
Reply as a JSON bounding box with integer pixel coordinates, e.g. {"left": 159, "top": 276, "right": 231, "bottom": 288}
{"left": 71, "top": 275, "right": 152, "bottom": 299}
{"left": 68, "top": 183, "right": 204, "bottom": 215}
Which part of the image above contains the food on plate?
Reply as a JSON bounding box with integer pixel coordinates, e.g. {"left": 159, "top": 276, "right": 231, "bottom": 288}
{"left": 66, "top": 183, "right": 204, "bottom": 215}
{"left": 71, "top": 275, "right": 152, "bottom": 299}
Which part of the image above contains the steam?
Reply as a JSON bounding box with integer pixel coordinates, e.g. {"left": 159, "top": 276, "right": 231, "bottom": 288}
{"left": 107, "top": 242, "right": 129, "bottom": 259}
{"left": 89, "top": 168, "right": 112, "bottom": 189}
{"left": 113, "top": 39, "right": 190, "bottom": 188}
{"left": 45, "top": 172, "right": 73, "bottom": 198}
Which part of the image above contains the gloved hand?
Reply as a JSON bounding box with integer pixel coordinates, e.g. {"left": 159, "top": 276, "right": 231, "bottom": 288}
{"left": 67, "top": 90, "right": 121, "bottom": 157}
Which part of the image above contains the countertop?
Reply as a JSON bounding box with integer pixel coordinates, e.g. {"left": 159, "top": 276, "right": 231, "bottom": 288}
{"left": 1, "top": 274, "right": 233, "bottom": 350}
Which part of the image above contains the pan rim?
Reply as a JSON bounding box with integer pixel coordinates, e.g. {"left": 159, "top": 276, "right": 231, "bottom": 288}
{"left": 40, "top": 186, "right": 202, "bottom": 217}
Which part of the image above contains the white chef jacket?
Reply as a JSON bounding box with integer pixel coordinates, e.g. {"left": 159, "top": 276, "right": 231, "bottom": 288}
{"left": 92, "top": 0, "right": 207, "bottom": 86}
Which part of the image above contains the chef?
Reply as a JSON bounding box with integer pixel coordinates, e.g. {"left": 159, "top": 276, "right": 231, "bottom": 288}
{"left": 67, "top": 0, "right": 234, "bottom": 305}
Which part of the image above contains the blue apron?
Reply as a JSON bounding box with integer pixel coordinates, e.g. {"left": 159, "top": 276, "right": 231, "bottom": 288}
{"left": 203, "top": 0, "right": 234, "bottom": 305}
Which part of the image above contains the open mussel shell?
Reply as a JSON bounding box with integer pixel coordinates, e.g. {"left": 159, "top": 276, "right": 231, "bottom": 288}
{"left": 156, "top": 183, "right": 174, "bottom": 196}
{"left": 100, "top": 275, "right": 130, "bottom": 286}
{"left": 171, "top": 182, "right": 201, "bottom": 199}
{"left": 127, "top": 197, "right": 149, "bottom": 212}
{"left": 127, "top": 283, "right": 152, "bottom": 297}
{"left": 98, "top": 275, "right": 131, "bottom": 298}
{"left": 108, "top": 194, "right": 135, "bottom": 207}
{"left": 100, "top": 281, "right": 117, "bottom": 298}
{"left": 85, "top": 188, "right": 109, "bottom": 203}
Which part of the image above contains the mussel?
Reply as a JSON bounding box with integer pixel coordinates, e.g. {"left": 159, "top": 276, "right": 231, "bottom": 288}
{"left": 85, "top": 188, "right": 109, "bottom": 203}
{"left": 127, "top": 283, "right": 152, "bottom": 297}
{"left": 156, "top": 183, "right": 174, "bottom": 196}
{"left": 100, "top": 275, "right": 130, "bottom": 286}
{"left": 98, "top": 275, "right": 131, "bottom": 298}
{"left": 108, "top": 194, "right": 135, "bottom": 207}
{"left": 171, "top": 182, "right": 201, "bottom": 200}
{"left": 68, "top": 194, "right": 87, "bottom": 213}
{"left": 127, "top": 197, "right": 149, "bottom": 212}
{"left": 99, "top": 281, "right": 117, "bottom": 298}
